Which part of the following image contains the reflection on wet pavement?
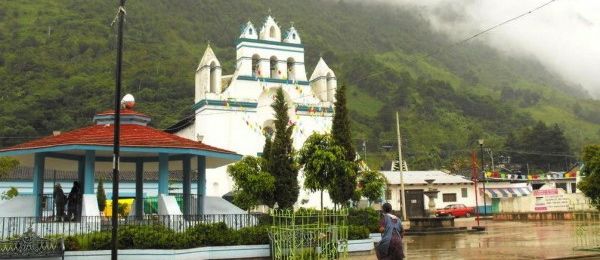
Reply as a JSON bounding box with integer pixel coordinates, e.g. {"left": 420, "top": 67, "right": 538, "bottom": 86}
{"left": 352, "top": 218, "right": 600, "bottom": 260}
{"left": 404, "top": 219, "right": 598, "bottom": 260}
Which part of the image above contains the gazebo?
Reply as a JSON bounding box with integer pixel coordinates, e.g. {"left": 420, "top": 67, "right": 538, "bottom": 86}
{"left": 0, "top": 105, "right": 241, "bottom": 219}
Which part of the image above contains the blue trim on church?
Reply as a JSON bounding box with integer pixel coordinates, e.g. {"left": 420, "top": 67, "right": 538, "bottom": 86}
{"left": 296, "top": 105, "right": 334, "bottom": 113}
{"left": 192, "top": 99, "right": 259, "bottom": 111}
{"left": 236, "top": 75, "right": 310, "bottom": 86}
{"left": 192, "top": 99, "right": 333, "bottom": 114}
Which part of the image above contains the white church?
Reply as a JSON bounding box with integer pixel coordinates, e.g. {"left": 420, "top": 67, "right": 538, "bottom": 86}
{"left": 168, "top": 15, "right": 339, "bottom": 209}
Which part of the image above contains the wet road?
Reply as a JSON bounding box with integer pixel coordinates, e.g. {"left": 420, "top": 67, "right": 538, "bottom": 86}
{"left": 353, "top": 218, "right": 600, "bottom": 260}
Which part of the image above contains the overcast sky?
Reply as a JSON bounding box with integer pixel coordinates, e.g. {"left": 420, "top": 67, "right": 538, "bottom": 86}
{"left": 372, "top": 0, "right": 600, "bottom": 98}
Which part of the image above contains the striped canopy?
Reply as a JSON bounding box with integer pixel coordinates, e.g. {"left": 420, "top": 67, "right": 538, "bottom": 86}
{"left": 482, "top": 187, "right": 532, "bottom": 198}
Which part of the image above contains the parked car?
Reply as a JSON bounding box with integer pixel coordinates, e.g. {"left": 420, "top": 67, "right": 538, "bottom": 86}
{"left": 436, "top": 204, "right": 474, "bottom": 218}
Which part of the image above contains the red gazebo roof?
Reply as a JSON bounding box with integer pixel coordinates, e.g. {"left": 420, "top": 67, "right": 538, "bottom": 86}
{"left": 0, "top": 124, "right": 235, "bottom": 154}
{"left": 0, "top": 106, "right": 237, "bottom": 156}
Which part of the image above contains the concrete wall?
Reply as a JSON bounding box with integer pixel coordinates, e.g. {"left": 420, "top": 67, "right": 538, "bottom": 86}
{"left": 53, "top": 239, "right": 374, "bottom": 260}
{"left": 499, "top": 192, "right": 594, "bottom": 213}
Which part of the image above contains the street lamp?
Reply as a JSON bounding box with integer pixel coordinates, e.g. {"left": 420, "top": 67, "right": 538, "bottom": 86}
{"left": 478, "top": 139, "right": 487, "bottom": 216}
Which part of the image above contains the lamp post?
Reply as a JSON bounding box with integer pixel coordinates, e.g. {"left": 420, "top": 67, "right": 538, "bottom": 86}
{"left": 111, "top": 1, "right": 126, "bottom": 259}
{"left": 478, "top": 139, "right": 487, "bottom": 216}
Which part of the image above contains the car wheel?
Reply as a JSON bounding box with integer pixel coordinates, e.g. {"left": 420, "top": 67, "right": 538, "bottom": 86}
{"left": 465, "top": 213, "right": 471, "bottom": 218}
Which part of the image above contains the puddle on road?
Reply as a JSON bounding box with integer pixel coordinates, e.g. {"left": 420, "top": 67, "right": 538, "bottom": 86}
{"left": 403, "top": 220, "right": 593, "bottom": 260}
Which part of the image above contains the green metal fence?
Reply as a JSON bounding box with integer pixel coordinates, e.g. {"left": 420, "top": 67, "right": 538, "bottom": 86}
{"left": 269, "top": 209, "right": 349, "bottom": 260}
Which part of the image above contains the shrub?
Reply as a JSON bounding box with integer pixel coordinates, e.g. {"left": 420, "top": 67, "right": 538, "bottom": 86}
{"left": 96, "top": 180, "right": 106, "bottom": 212}
{"left": 236, "top": 225, "right": 270, "bottom": 245}
{"left": 184, "top": 222, "right": 238, "bottom": 247}
{"left": 348, "top": 208, "right": 380, "bottom": 233}
{"left": 348, "top": 225, "right": 370, "bottom": 240}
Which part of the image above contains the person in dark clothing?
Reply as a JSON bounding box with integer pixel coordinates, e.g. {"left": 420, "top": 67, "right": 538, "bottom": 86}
{"left": 67, "top": 181, "right": 81, "bottom": 221}
{"left": 376, "top": 203, "right": 405, "bottom": 260}
{"left": 53, "top": 184, "right": 66, "bottom": 222}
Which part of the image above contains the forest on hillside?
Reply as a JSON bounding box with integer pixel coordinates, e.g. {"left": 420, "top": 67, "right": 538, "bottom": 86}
{"left": 0, "top": 0, "right": 599, "bottom": 171}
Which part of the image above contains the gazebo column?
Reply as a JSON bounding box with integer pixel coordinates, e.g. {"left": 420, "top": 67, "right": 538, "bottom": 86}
{"left": 81, "top": 150, "right": 100, "bottom": 217}
{"left": 197, "top": 156, "right": 206, "bottom": 215}
{"left": 158, "top": 153, "right": 169, "bottom": 195}
{"left": 77, "top": 158, "right": 85, "bottom": 189}
{"left": 157, "top": 153, "right": 181, "bottom": 215}
{"left": 33, "top": 153, "right": 46, "bottom": 219}
{"left": 134, "top": 160, "right": 144, "bottom": 220}
{"left": 83, "top": 151, "right": 95, "bottom": 194}
{"left": 182, "top": 156, "right": 191, "bottom": 216}
{"left": 77, "top": 158, "right": 85, "bottom": 218}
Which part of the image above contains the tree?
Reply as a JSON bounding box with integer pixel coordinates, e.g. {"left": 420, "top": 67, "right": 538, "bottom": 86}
{"left": 260, "top": 132, "right": 275, "bottom": 206}
{"left": 298, "top": 133, "right": 346, "bottom": 210}
{"left": 329, "top": 84, "right": 359, "bottom": 207}
{"left": 579, "top": 145, "right": 600, "bottom": 210}
{"left": 227, "top": 156, "right": 275, "bottom": 210}
{"left": 358, "top": 170, "right": 387, "bottom": 204}
{"left": 0, "top": 157, "right": 19, "bottom": 179}
{"left": 504, "top": 122, "right": 573, "bottom": 172}
{"left": 328, "top": 162, "right": 358, "bottom": 206}
{"left": 96, "top": 179, "right": 107, "bottom": 213}
{"left": 332, "top": 85, "right": 355, "bottom": 161}
{"left": 267, "top": 88, "right": 299, "bottom": 209}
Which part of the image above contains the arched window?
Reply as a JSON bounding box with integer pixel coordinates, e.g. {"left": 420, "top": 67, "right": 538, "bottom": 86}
{"left": 249, "top": 28, "right": 253, "bottom": 35}
{"left": 270, "top": 26, "right": 276, "bottom": 38}
{"left": 270, "top": 56, "right": 277, "bottom": 78}
{"left": 287, "top": 58, "right": 295, "bottom": 81}
{"left": 210, "top": 62, "right": 218, "bottom": 93}
{"left": 292, "top": 33, "right": 296, "bottom": 40}
{"left": 252, "top": 54, "right": 260, "bottom": 77}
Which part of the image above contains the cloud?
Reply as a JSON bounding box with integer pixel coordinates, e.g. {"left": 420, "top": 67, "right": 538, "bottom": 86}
{"left": 361, "top": 0, "right": 600, "bottom": 98}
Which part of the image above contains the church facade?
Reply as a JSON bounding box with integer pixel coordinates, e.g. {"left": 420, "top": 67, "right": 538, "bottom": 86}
{"left": 171, "top": 15, "right": 338, "bottom": 209}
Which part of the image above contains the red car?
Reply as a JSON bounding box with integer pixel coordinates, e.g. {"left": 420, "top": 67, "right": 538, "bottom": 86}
{"left": 436, "top": 204, "right": 474, "bottom": 218}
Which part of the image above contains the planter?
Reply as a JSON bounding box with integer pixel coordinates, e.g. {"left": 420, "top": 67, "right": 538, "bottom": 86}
{"left": 63, "top": 239, "right": 375, "bottom": 260}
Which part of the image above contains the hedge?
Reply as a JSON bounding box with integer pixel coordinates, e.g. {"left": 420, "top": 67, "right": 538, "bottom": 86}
{"left": 64, "top": 222, "right": 369, "bottom": 251}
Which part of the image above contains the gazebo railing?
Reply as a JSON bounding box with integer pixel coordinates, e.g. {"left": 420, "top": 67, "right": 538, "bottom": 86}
{"left": 0, "top": 214, "right": 266, "bottom": 245}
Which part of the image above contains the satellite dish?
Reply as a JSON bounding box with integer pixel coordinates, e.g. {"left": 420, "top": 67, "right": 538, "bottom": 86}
{"left": 121, "top": 94, "right": 135, "bottom": 109}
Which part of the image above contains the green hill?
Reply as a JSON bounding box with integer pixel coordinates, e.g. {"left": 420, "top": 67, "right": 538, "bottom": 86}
{"left": 1, "top": 0, "right": 599, "bottom": 170}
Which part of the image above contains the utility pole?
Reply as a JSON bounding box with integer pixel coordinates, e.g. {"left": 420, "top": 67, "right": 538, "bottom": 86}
{"left": 112, "top": 1, "right": 126, "bottom": 259}
{"left": 396, "top": 112, "right": 407, "bottom": 221}
{"left": 478, "top": 139, "right": 487, "bottom": 216}
{"left": 471, "top": 151, "right": 480, "bottom": 226}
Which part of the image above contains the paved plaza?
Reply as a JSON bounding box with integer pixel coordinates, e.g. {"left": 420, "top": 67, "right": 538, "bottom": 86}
{"left": 352, "top": 218, "right": 600, "bottom": 260}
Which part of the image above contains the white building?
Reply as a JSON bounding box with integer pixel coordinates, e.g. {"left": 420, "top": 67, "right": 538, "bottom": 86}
{"left": 169, "top": 15, "right": 338, "bottom": 209}
{"left": 381, "top": 171, "right": 476, "bottom": 218}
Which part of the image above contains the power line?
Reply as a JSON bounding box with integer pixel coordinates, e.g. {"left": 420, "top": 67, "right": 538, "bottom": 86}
{"left": 351, "top": 0, "right": 560, "bottom": 85}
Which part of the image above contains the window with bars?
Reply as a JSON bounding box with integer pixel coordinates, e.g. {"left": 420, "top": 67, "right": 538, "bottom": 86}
{"left": 443, "top": 193, "right": 457, "bottom": 202}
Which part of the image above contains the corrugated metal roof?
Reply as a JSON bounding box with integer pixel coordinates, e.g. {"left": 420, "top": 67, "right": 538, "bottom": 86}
{"left": 381, "top": 170, "right": 472, "bottom": 185}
